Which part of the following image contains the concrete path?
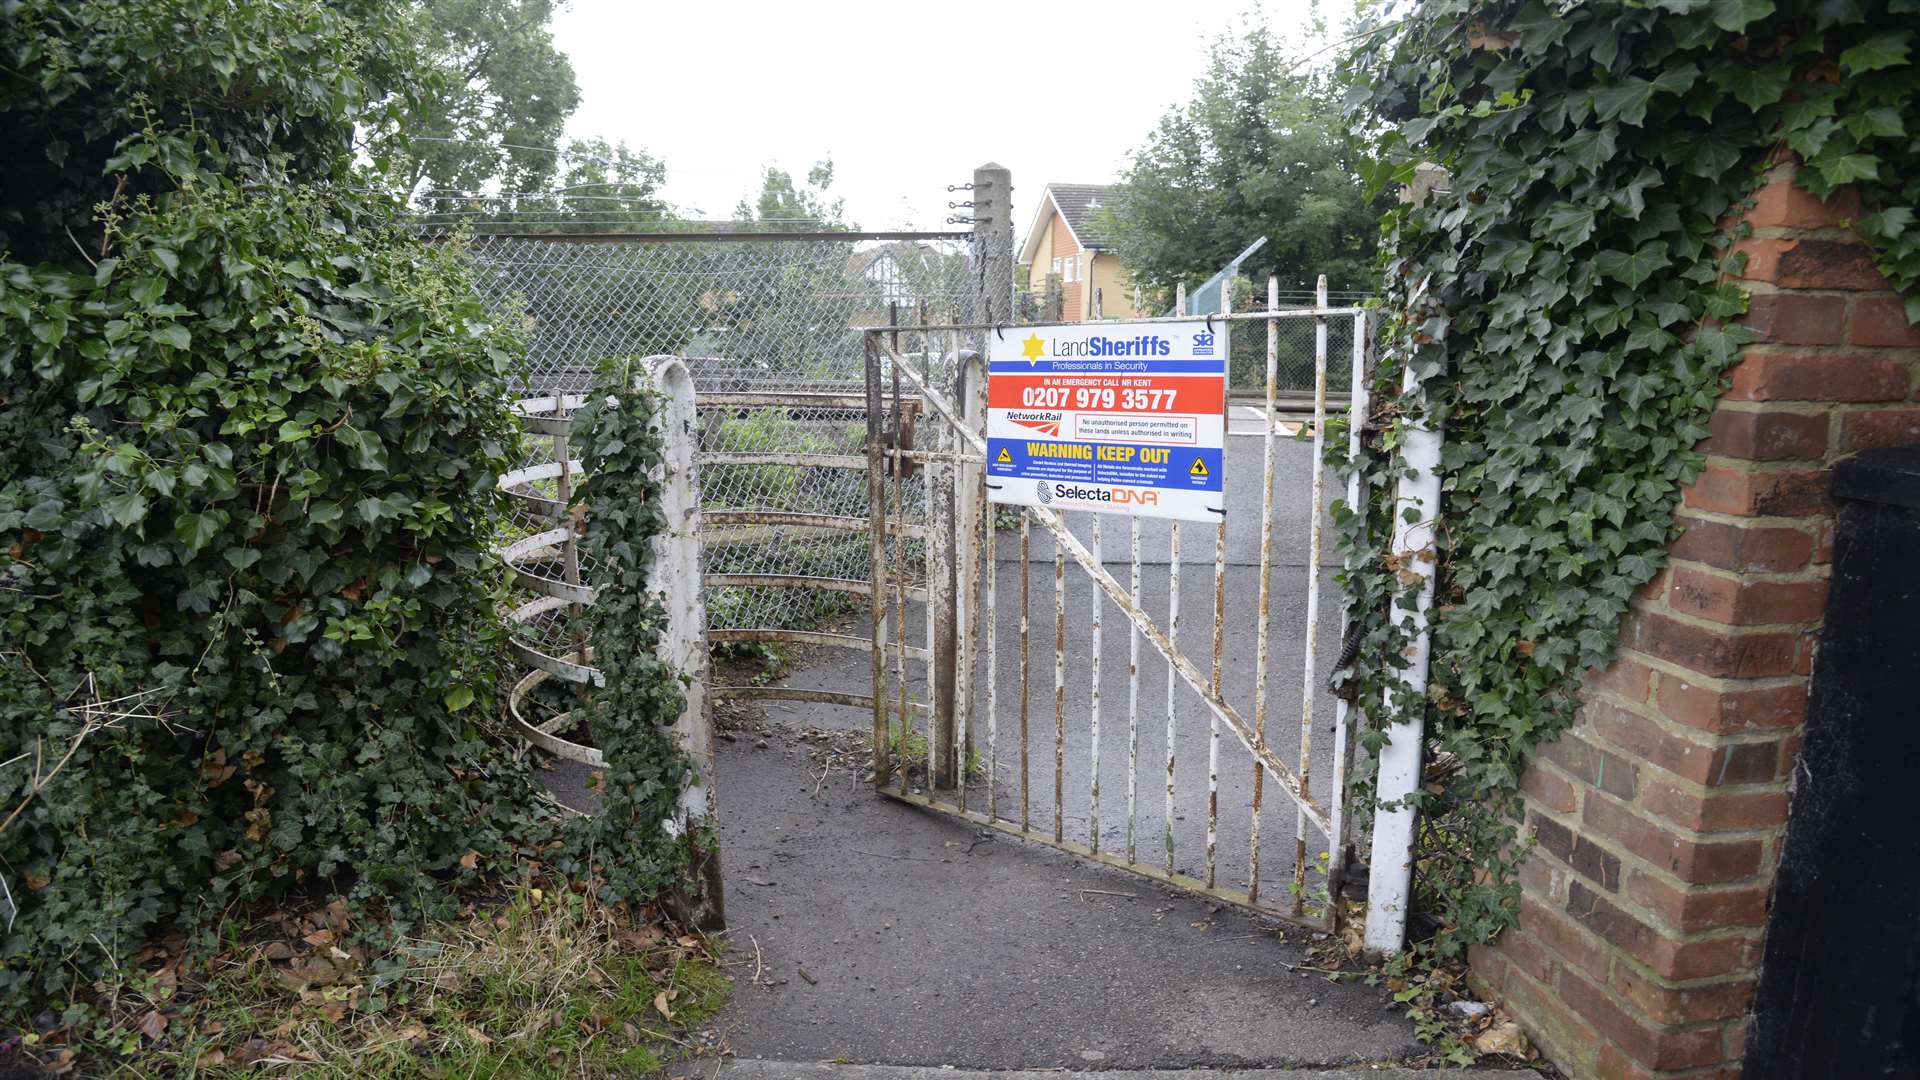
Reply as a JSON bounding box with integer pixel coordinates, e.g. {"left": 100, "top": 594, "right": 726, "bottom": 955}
{"left": 547, "top": 434, "right": 1468, "bottom": 1071}
{"left": 715, "top": 1065, "right": 1517, "bottom": 1080}
{"left": 704, "top": 729, "right": 1420, "bottom": 1070}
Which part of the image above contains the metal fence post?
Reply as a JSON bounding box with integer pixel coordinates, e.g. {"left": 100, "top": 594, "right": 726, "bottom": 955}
{"left": 1362, "top": 341, "right": 1442, "bottom": 955}
{"left": 640, "top": 355, "right": 724, "bottom": 930}
{"left": 955, "top": 347, "right": 987, "bottom": 795}
{"left": 927, "top": 337, "right": 960, "bottom": 790}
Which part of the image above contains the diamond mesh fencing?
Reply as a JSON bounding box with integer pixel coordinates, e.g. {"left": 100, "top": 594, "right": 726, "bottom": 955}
{"left": 471, "top": 232, "right": 1004, "bottom": 649}
{"left": 468, "top": 233, "right": 997, "bottom": 393}
{"left": 1225, "top": 311, "right": 1359, "bottom": 397}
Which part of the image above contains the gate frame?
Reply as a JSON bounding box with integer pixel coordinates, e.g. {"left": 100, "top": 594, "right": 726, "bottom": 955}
{"left": 859, "top": 287, "right": 1401, "bottom": 937}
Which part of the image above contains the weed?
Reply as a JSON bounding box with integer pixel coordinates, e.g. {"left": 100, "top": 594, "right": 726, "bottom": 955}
{"left": 22, "top": 881, "right": 730, "bottom": 1078}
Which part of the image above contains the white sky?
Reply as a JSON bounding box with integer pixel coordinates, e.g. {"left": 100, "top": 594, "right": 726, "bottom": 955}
{"left": 551, "top": 0, "right": 1326, "bottom": 237}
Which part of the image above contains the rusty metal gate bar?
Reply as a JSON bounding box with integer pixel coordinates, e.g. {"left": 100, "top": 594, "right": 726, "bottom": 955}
{"left": 864, "top": 285, "right": 1370, "bottom": 931}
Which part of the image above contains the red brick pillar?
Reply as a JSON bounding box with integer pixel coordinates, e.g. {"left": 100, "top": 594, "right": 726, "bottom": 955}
{"left": 1466, "top": 163, "right": 1920, "bottom": 1078}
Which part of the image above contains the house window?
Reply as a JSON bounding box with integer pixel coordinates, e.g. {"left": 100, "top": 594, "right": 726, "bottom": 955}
{"left": 1052, "top": 257, "right": 1063, "bottom": 281}
{"left": 1064, "top": 254, "right": 1076, "bottom": 284}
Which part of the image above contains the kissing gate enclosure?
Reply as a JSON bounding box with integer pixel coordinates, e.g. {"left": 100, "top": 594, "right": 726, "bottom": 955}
{"left": 467, "top": 224, "right": 1381, "bottom": 937}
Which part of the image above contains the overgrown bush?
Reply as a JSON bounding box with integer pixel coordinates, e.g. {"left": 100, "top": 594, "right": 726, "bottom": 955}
{"left": 0, "top": 0, "right": 691, "bottom": 1021}
{"left": 0, "top": 150, "right": 557, "bottom": 1010}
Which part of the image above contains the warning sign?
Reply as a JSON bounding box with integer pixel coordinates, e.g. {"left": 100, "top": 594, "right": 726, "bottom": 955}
{"left": 986, "top": 321, "right": 1226, "bottom": 522}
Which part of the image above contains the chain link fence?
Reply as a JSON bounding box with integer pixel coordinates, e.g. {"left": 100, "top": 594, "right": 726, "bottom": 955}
{"left": 470, "top": 231, "right": 1005, "bottom": 652}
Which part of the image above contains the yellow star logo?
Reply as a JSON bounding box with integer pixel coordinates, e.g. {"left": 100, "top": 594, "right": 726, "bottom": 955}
{"left": 1021, "top": 333, "right": 1046, "bottom": 362}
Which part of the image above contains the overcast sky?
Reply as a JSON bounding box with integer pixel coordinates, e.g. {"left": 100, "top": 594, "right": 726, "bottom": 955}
{"left": 550, "top": 0, "right": 1329, "bottom": 237}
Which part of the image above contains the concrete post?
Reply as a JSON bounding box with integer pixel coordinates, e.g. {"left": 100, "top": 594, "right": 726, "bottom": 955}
{"left": 971, "top": 162, "right": 1014, "bottom": 325}
{"left": 641, "top": 355, "right": 724, "bottom": 931}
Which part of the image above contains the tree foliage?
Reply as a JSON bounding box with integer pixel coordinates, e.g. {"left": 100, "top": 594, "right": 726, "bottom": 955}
{"left": 734, "top": 160, "right": 849, "bottom": 230}
{"left": 374, "top": 0, "right": 582, "bottom": 198}
{"left": 0, "top": 0, "right": 412, "bottom": 262}
{"left": 1339, "top": 0, "right": 1920, "bottom": 956}
{"left": 1107, "top": 22, "right": 1389, "bottom": 303}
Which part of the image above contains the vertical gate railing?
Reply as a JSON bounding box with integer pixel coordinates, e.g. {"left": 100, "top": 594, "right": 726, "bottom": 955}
{"left": 862, "top": 281, "right": 1376, "bottom": 932}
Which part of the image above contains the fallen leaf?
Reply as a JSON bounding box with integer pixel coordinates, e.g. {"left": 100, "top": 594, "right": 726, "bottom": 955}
{"left": 653, "top": 989, "right": 676, "bottom": 1021}
{"left": 137, "top": 1010, "right": 167, "bottom": 1040}
{"left": 460, "top": 850, "right": 481, "bottom": 870}
{"left": 196, "top": 1049, "right": 226, "bottom": 1068}
{"left": 465, "top": 1026, "right": 493, "bottom": 1045}
{"left": 1472, "top": 1018, "right": 1530, "bottom": 1056}
{"left": 316, "top": 1000, "right": 347, "bottom": 1023}
{"left": 302, "top": 928, "right": 334, "bottom": 947}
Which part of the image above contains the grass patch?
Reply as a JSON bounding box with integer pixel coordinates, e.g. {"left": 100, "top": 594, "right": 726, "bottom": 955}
{"left": 8, "top": 880, "right": 730, "bottom": 1078}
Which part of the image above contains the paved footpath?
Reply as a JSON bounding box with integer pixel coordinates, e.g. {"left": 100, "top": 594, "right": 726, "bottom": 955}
{"left": 695, "top": 728, "right": 1432, "bottom": 1072}
{"left": 549, "top": 433, "right": 1526, "bottom": 1073}
{"left": 715, "top": 1065, "right": 1521, "bottom": 1079}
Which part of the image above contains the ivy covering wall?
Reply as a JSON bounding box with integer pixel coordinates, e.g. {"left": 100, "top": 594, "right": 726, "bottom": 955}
{"left": 1340, "top": 0, "right": 1919, "bottom": 953}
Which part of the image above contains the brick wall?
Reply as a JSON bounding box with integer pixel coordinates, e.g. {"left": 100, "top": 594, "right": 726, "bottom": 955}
{"left": 1467, "top": 162, "right": 1920, "bottom": 1078}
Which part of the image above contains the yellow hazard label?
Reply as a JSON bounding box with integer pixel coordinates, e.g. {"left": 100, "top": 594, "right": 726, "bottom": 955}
{"left": 996, "top": 447, "right": 1013, "bottom": 465}
{"left": 1189, "top": 457, "right": 1210, "bottom": 478}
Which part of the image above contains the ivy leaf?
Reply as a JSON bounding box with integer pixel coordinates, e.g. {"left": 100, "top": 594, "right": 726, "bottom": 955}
{"left": 1626, "top": 322, "right": 1679, "bottom": 353}
{"left": 150, "top": 247, "right": 180, "bottom": 274}
{"left": 1687, "top": 135, "right": 1742, "bottom": 178}
{"left": 1593, "top": 243, "right": 1672, "bottom": 288}
{"left": 1814, "top": 153, "right": 1880, "bottom": 187}
{"left": 1857, "top": 206, "right": 1915, "bottom": 243}
{"left": 444, "top": 685, "right": 475, "bottom": 712}
{"left": 174, "top": 510, "right": 228, "bottom": 553}
{"left": 1785, "top": 117, "right": 1842, "bottom": 159}
{"left": 1539, "top": 203, "right": 1597, "bottom": 247}
{"left": 1780, "top": 89, "right": 1842, "bottom": 131}
{"left": 1711, "top": 0, "right": 1774, "bottom": 31}
{"left": 1592, "top": 79, "right": 1654, "bottom": 126}
{"left": 1842, "top": 107, "right": 1904, "bottom": 140}
{"left": 1647, "top": 64, "right": 1700, "bottom": 97}
{"left": 337, "top": 427, "right": 389, "bottom": 472}
{"left": 1561, "top": 127, "right": 1618, "bottom": 174}
{"left": 1710, "top": 63, "right": 1790, "bottom": 108}
{"left": 151, "top": 323, "right": 191, "bottom": 350}
{"left": 308, "top": 500, "right": 345, "bottom": 525}
{"left": 1839, "top": 30, "right": 1913, "bottom": 74}
{"left": 103, "top": 491, "right": 149, "bottom": 528}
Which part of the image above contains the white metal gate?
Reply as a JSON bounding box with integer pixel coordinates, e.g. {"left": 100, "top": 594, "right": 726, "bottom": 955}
{"left": 862, "top": 281, "right": 1372, "bottom": 931}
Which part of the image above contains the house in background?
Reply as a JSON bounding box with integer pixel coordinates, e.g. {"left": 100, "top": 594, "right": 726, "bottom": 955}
{"left": 1017, "top": 183, "right": 1140, "bottom": 322}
